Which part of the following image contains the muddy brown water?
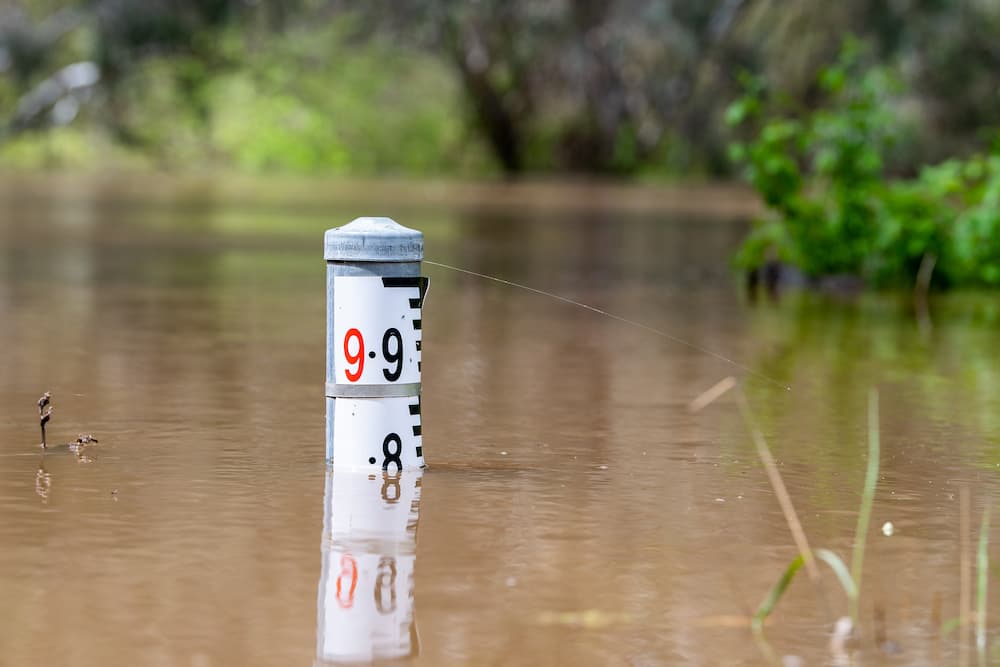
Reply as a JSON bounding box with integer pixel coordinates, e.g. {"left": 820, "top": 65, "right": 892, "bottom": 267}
{"left": 2, "top": 174, "right": 1000, "bottom": 666}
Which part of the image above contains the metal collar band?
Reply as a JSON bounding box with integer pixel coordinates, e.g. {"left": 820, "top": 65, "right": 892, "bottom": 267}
{"left": 326, "top": 382, "right": 422, "bottom": 398}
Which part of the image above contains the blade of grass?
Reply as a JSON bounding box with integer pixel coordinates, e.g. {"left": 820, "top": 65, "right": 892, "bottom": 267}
{"left": 849, "top": 388, "right": 880, "bottom": 623}
{"left": 753, "top": 550, "right": 858, "bottom": 635}
{"left": 961, "top": 485, "right": 971, "bottom": 667}
{"left": 816, "top": 548, "right": 858, "bottom": 603}
{"left": 753, "top": 554, "right": 805, "bottom": 633}
{"left": 977, "top": 504, "right": 991, "bottom": 658}
{"left": 737, "top": 391, "right": 820, "bottom": 584}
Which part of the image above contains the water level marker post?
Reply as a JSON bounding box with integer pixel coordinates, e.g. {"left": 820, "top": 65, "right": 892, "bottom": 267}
{"left": 325, "top": 217, "right": 428, "bottom": 470}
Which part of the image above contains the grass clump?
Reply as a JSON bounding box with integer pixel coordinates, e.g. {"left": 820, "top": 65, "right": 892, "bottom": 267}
{"left": 740, "top": 389, "right": 879, "bottom": 635}
{"left": 739, "top": 386, "right": 997, "bottom": 662}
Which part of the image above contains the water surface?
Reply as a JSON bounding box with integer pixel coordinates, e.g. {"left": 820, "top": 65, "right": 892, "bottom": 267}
{"left": 1, "top": 174, "right": 999, "bottom": 666}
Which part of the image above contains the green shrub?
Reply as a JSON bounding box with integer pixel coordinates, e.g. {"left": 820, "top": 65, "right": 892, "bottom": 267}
{"left": 728, "top": 41, "right": 1000, "bottom": 289}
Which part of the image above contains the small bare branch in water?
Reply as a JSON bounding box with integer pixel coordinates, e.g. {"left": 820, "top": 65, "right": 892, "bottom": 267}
{"left": 688, "top": 376, "right": 737, "bottom": 412}
{"left": 35, "top": 392, "right": 98, "bottom": 452}
{"left": 39, "top": 392, "right": 52, "bottom": 449}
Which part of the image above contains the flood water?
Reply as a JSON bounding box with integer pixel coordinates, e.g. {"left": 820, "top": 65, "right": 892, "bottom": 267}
{"left": 2, "top": 174, "right": 1000, "bottom": 666}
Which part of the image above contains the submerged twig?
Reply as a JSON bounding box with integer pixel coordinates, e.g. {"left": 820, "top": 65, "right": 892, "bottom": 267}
{"left": 35, "top": 392, "right": 98, "bottom": 454}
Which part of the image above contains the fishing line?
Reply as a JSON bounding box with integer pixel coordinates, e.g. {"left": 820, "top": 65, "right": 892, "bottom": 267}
{"left": 425, "top": 259, "right": 791, "bottom": 392}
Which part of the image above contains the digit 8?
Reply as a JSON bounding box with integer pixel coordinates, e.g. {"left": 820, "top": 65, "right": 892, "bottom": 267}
{"left": 382, "top": 433, "right": 403, "bottom": 472}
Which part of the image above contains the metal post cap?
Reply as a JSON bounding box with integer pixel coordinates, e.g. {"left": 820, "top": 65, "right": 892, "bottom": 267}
{"left": 324, "top": 217, "right": 423, "bottom": 262}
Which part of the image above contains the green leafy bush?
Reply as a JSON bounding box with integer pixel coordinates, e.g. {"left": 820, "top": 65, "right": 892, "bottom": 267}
{"left": 728, "top": 42, "right": 1000, "bottom": 289}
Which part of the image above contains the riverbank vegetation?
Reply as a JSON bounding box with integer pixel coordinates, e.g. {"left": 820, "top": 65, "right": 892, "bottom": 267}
{"left": 729, "top": 42, "right": 1000, "bottom": 288}
{"left": 0, "top": 15, "right": 490, "bottom": 175}
{"left": 6, "top": 1, "right": 1000, "bottom": 287}
{"left": 5, "top": 1, "right": 1000, "bottom": 181}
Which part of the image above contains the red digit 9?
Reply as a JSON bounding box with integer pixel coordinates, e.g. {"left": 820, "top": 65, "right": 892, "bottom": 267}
{"left": 343, "top": 328, "right": 365, "bottom": 382}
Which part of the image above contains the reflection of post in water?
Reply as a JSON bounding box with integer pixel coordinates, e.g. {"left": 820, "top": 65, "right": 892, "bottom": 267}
{"left": 316, "top": 468, "right": 422, "bottom": 664}
{"left": 35, "top": 462, "right": 51, "bottom": 502}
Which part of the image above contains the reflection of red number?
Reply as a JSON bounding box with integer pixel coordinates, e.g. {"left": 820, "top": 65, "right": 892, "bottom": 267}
{"left": 335, "top": 554, "right": 358, "bottom": 608}
{"left": 343, "top": 328, "right": 365, "bottom": 382}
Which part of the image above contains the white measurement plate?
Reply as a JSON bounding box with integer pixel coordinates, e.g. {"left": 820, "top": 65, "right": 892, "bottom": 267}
{"left": 333, "top": 276, "right": 427, "bottom": 390}
{"left": 332, "top": 396, "right": 424, "bottom": 471}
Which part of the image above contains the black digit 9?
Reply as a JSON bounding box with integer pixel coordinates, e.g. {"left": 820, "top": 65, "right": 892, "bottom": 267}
{"left": 382, "top": 327, "right": 403, "bottom": 381}
{"left": 382, "top": 433, "right": 403, "bottom": 471}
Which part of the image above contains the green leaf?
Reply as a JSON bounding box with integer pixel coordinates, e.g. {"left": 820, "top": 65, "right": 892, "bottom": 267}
{"left": 815, "top": 549, "right": 858, "bottom": 601}
{"left": 753, "top": 555, "right": 805, "bottom": 633}
{"left": 725, "top": 101, "right": 749, "bottom": 127}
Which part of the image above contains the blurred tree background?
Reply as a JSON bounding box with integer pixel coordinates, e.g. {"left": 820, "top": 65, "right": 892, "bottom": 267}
{"left": 3, "top": 0, "right": 1000, "bottom": 179}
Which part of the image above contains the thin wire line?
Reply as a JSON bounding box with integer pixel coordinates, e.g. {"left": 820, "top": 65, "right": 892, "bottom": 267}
{"left": 425, "top": 259, "right": 790, "bottom": 391}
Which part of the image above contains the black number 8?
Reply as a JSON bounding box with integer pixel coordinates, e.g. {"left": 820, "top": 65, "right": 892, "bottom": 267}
{"left": 382, "top": 433, "right": 403, "bottom": 471}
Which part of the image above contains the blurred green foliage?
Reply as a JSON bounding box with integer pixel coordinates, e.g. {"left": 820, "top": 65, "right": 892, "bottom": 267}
{"left": 729, "top": 43, "right": 1000, "bottom": 288}
{"left": 5, "top": 1, "right": 1000, "bottom": 183}
{"left": 210, "top": 24, "right": 487, "bottom": 174}
{"left": 0, "top": 16, "right": 489, "bottom": 175}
